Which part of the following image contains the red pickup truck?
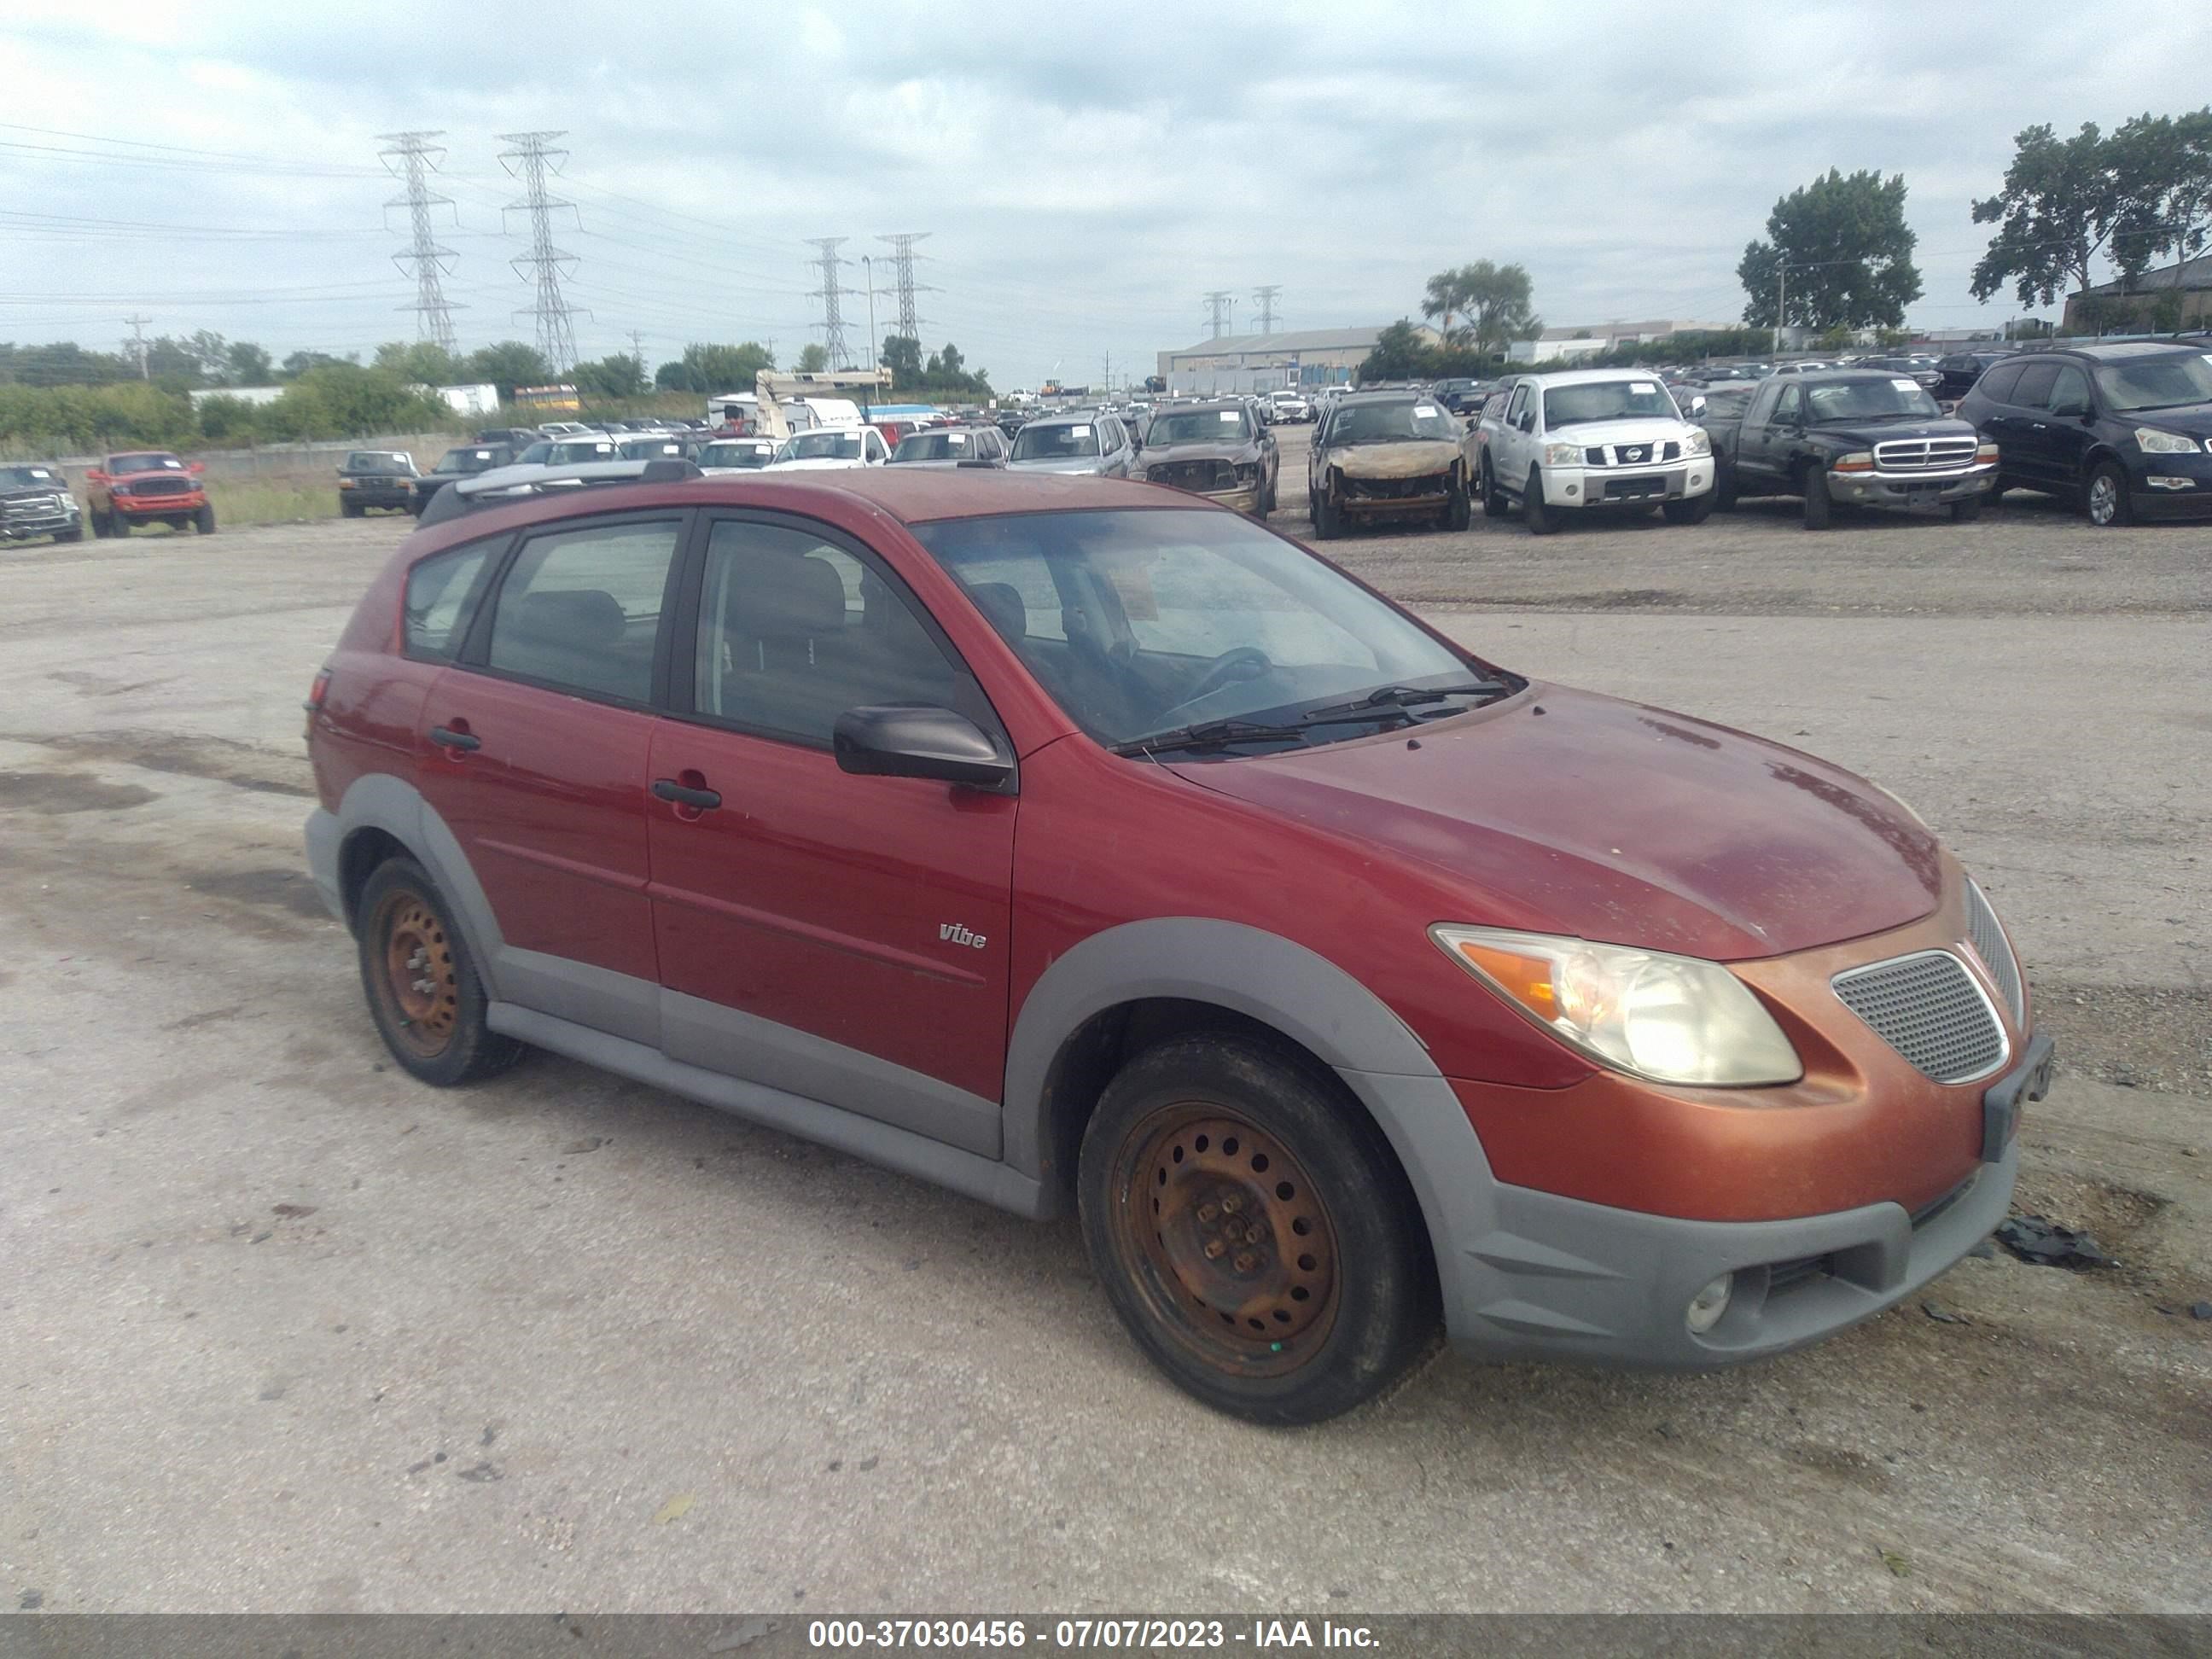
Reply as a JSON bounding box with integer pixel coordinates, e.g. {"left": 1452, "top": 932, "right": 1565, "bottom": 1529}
{"left": 85, "top": 451, "right": 215, "bottom": 538}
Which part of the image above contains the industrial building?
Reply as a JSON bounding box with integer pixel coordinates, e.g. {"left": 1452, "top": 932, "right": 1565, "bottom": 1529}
{"left": 1155, "top": 324, "right": 1441, "bottom": 393}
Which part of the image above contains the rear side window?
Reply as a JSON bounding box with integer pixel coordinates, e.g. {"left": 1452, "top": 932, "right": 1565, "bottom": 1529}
{"left": 485, "top": 519, "right": 684, "bottom": 704}
{"left": 2009, "top": 361, "right": 2060, "bottom": 410}
{"left": 404, "top": 539, "right": 499, "bottom": 663}
{"left": 1976, "top": 360, "right": 2028, "bottom": 405}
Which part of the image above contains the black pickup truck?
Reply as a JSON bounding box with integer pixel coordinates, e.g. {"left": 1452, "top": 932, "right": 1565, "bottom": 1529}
{"left": 1700, "top": 369, "right": 1998, "bottom": 528}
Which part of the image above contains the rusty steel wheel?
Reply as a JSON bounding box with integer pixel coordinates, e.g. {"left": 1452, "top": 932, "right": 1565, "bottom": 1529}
{"left": 1079, "top": 1034, "right": 1438, "bottom": 1423}
{"left": 353, "top": 855, "right": 523, "bottom": 1086}
{"left": 371, "top": 891, "right": 460, "bottom": 1058}
{"left": 1115, "top": 1107, "right": 1342, "bottom": 1377}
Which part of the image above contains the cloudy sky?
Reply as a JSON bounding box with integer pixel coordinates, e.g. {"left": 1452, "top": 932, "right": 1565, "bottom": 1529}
{"left": 3, "top": 1, "right": 2208, "bottom": 389}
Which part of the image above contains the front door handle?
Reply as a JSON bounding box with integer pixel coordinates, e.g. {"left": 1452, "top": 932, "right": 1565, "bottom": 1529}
{"left": 429, "top": 725, "right": 480, "bottom": 752}
{"left": 652, "top": 777, "right": 723, "bottom": 812}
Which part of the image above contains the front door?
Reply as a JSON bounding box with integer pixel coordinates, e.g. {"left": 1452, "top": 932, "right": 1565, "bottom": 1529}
{"left": 2037, "top": 363, "right": 2098, "bottom": 494}
{"left": 417, "top": 510, "right": 689, "bottom": 1044}
{"left": 645, "top": 513, "right": 1017, "bottom": 1156}
{"left": 2000, "top": 360, "right": 2063, "bottom": 489}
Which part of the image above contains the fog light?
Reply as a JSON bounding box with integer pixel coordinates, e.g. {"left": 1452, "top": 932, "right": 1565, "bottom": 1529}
{"left": 1685, "top": 1272, "right": 1734, "bottom": 1334}
{"left": 2145, "top": 476, "right": 2195, "bottom": 490}
{"left": 1565, "top": 483, "right": 1579, "bottom": 497}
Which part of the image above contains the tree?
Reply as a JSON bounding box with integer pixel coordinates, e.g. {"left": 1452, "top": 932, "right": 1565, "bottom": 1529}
{"left": 1973, "top": 112, "right": 2212, "bottom": 307}
{"left": 224, "top": 341, "right": 274, "bottom": 386}
{"left": 1420, "top": 261, "right": 1540, "bottom": 353}
{"left": 880, "top": 334, "right": 923, "bottom": 389}
{"left": 465, "top": 341, "right": 553, "bottom": 400}
{"left": 1739, "top": 169, "right": 1923, "bottom": 332}
{"left": 652, "top": 341, "right": 775, "bottom": 394}
{"left": 0, "top": 341, "right": 130, "bottom": 387}
{"left": 375, "top": 340, "right": 463, "bottom": 386}
{"left": 1358, "top": 319, "right": 1434, "bottom": 382}
{"left": 572, "top": 353, "right": 648, "bottom": 399}
{"left": 795, "top": 343, "right": 829, "bottom": 373}
{"left": 280, "top": 349, "right": 352, "bottom": 380}
{"left": 185, "top": 330, "right": 232, "bottom": 385}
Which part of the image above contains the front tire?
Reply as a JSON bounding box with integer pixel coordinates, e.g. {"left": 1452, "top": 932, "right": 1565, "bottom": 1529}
{"left": 1950, "top": 497, "right": 1982, "bottom": 522}
{"left": 1522, "top": 467, "right": 1558, "bottom": 534}
{"left": 1442, "top": 474, "right": 1472, "bottom": 531}
{"left": 1313, "top": 487, "right": 1342, "bottom": 540}
{"left": 1663, "top": 492, "right": 1714, "bottom": 525}
{"left": 194, "top": 504, "right": 216, "bottom": 534}
{"left": 356, "top": 857, "right": 524, "bottom": 1087}
{"left": 2084, "top": 460, "right": 2132, "bottom": 527}
{"left": 1802, "top": 466, "right": 1832, "bottom": 531}
{"left": 108, "top": 509, "right": 129, "bottom": 538}
{"left": 1077, "top": 1033, "right": 1438, "bottom": 1424}
{"left": 54, "top": 526, "right": 83, "bottom": 544}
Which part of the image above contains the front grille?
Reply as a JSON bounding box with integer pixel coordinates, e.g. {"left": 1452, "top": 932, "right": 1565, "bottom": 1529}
{"left": 1831, "top": 950, "right": 2007, "bottom": 1083}
{"left": 1346, "top": 474, "right": 1443, "bottom": 499}
{"left": 1583, "top": 440, "right": 1682, "bottom": 467}
{"left": 1873, "top": 437, "right": 1979, "bottom": 472}
{"left": 1964, "top": 882, "right": 2025, "bottom": 1025}
{"left": 3, "top": 493, "right": 69, "bottom": 521}
{"left": 126, "top": 475, "right": 193, "bottom": 498}
{"left": 1150, "top": 458, "right": 1234, "bottom": 492}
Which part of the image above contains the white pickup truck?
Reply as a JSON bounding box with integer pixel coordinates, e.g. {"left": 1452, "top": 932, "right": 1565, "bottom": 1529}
{"left": 1476, "top": 370, "right": 1716, "bottom": 533}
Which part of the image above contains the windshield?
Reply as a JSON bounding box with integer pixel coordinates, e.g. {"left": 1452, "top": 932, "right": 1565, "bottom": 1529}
{"left": 619, "top": 437, "right": 687, "bottom": 459}
{"left": 345, "top": 451, "right": 409, "bottom": 471}
{"left": 1147, "top": 408, "right": 1251, "bottom": 445}
{"left": 1010, "top": 422, "right": 1101, "bottom": 460}
{"left": 1541, "top": 381, "right": 1679, "bottom": 427}
{"left": 1327, "top": 399, "right": 1460, "bottom": 444}
{"left": 2095, "top": 352, "right": 2212, "bottom": 413}
{"left": 894, "top": 431, "right": 977, "bottom": 461}
{"left": 547, "top": 439, "right": 618, "bottom": 463}
{"left": 700, "top": 441, "right": 773, "bottom": 469}
{"left": 912, "top": 508, "right": 1492, "bottom": 752}
{"left": 111, "top": 453, "right": 181, "bottom": 474}
{"left": 1803, "top": 379, "right": 1941, "bottom": 422}
{"left": 436, "top": 448, "right": 504, "bottom": 474}
{"left": 778, "top": 430, "right": 865, "bottom": 462}
{"left": 0, "top": 465, "right": 61, "bottom": 489}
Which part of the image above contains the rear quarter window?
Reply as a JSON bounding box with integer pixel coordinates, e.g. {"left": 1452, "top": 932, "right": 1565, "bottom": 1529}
{"left": 404, "top": 538, "right": 502, "bottom": 662}
{"left": 1975, "top": 360, "right": 2028, "bottom": 405}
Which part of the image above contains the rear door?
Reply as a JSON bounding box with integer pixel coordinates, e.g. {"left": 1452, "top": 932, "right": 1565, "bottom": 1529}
{"left": 416, "top": 509, "right": 689, "bottom": 1045}
{"left": 643, "top": 512, "right": 1017, "bottom": 1154}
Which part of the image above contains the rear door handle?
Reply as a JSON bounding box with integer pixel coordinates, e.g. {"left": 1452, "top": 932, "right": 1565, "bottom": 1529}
{"left": 429, "top": 725, "right": 480, "bottom": 752}
{"left": 651, "top": 778, "right": 723, "bottom": 811}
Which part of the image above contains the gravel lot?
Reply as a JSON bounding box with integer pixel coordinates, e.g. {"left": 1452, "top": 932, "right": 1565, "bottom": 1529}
{"left": 1, "top": 446, "right": 2207, "bottom": 1616}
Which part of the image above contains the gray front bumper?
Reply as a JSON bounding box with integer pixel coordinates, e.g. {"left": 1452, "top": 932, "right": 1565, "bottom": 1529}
{"left": 1830, "top": 462, "right": 1995, "bottom": 506}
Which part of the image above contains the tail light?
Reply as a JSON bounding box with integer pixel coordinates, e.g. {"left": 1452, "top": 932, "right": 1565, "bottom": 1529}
{"left": 303, "top": 667, "right": 331, "bottom": 743}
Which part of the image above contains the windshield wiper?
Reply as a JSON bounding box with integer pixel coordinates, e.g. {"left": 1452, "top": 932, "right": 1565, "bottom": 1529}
{"left": 1297, "top": 680, "right": 1516, "bottom": 722}
{"left": 1112, "top": 706, "right": 1434, "bottom": 758}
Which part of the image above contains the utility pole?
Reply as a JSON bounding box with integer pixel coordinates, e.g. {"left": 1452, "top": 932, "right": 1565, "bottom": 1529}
{"left": 1103, "top": 349, "right": 1110, "bottom": 393}
{"left": 377, "top": 131, "right": 463, "bottom": 358}
{"left": 876, "top": 232, "right": 934, "bottom": 340}
{"left": 123, "top": 314, "right": 151, "bottom": 378}
{"left": 860, "top": 255, "right": 879, "bottom": 374}
{"left": 1203, "top": 290, "right": 1233, "bottom": 341}
{"left": 805, "top": 237, "right": 853, "bottom": 369}
{"left": 1774, "top": 264, "right": 1788, "bottom": 358}
{"left": 1252, "top": 284, "right": 1281, "bottom": 335}
{"left": 497, "top": 131, "right": 585, "bottom": 375}
{"left": 628, "top": 329, "right": 648, "bottom": 391}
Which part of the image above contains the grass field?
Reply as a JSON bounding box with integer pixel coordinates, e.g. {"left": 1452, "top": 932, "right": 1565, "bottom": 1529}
{"left": 205, "top": 476, "right": 347, "bottom": 527}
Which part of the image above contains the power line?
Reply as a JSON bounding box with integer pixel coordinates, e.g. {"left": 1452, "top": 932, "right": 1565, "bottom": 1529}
{"left": 1203, "top": 290, "right": 1233, "bottom": 340}
{"left": 1252, "top": 284, "right": 1281, "bottom": 335}
{"left": 378, "top": 131, "right": 463, "bottom": 357}
{"left": 806, "top": 237, "right": 854, "bottom": 368}
{"left": 498, "top": 131, "right": 585, "bottom": 374}
{"left": 876, "top": 232, "right": 934, "bottom": 339}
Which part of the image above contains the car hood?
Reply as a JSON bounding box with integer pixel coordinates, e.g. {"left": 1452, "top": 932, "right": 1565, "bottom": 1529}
{"left": 1167, "top": 684, "right": 1942, "bottom": 961}
{"left": 1807, "top": 416, "right": 1979, "bottom": 445}
{"left": 2127, "top": 402, "right": 2212, "bottom": 438}
{"left": 1007, "top": 456, "right": 1107, "bottom": 474}
{"left": 765, "top": 457, "right": 871, "bottom": 471}
{"left": 1545, "top": 417, "right": 1693, "bottom": 447}
{"left": 1139, "top": 441, "right": 1255, "bottom": 465}
{"left": 1324, "top": 439, "right": 1463, "bottom": 479}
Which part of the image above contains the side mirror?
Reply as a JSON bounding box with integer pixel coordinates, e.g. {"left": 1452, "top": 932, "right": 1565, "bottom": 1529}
{"left": 1688, "top": 395, "right": 1708, "bottom": 417}
{"left": 833, "top": 705, "right": 1014, "bottom": 791}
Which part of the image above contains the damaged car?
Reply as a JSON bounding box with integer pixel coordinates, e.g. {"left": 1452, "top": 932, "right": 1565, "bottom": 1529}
{"left": 1307, "top": 391, "right": 1475, "bottom": 538}
{"left": 1136, "top": 399, "right": 1278, "bottom": 515}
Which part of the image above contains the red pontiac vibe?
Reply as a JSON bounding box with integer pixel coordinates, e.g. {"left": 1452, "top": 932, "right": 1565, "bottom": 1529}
{"left": 304, "top": 469, "right": 2051, "bottom": 1423}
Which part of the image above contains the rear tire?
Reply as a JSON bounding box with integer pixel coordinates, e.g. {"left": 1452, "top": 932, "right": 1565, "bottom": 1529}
{"left": 1522, "top": 468, "right": 1558, "bottom": 534}
{"left": 1077, "top": 1033, "right": 1438, "bottom": 1424}
{"left": 1479, "top": 456, "right": 1507, "bottom": 517}
{"left": 1801, "top": 467, "right": 1832, "bottom": 531}
{"left": 356, "top": 856, "right": 524, "bottom": 1088}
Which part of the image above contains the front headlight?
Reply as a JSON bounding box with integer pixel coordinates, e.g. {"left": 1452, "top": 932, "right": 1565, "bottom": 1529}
{"left": 1681, "top": 428, "right": 1711, "bottom": 457}
{"left": 1833, "top": 451, "right": 1875, "bottom": 474}
{"left": 2134, "top": 427, "right": 2204, "bottom": 455}
{"left": 1430, "top": 925, "right": 1802, "bottom": 1086}
{"left": 1542, "top": 440, "right": 1581, "bottom": 467}
{"left": 1976, "top": 440, "right": 2000, "bottom": 463}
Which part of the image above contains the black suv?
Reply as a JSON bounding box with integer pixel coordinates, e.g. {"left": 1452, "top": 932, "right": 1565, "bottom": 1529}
{"left": 1957, "top": 342, "right": 2212, "bottom": 526}
{"left": 1932, "top": 351, "right": 2012, "bottom": 403}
